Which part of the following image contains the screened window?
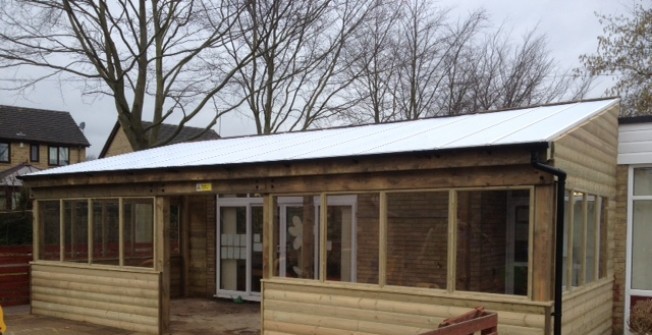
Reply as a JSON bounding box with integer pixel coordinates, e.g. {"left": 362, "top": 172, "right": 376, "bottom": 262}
{"left": 0, "top": 142, "right": 9, "bottom": 163}
{"left": 92, "top": 199, "right": 119, "bottom": 265}
{"left": 48, "top": 146, "right": 69, "bottom": 166}
{"left": 387, "top": 191, "right": 448, "bottom": 289}
{"left": 123, "top": 198, "right": 154, "bottom": 267}
{"left": 456, "top": 190, "right": 529, "bottom": 295}
{"left": 39, "top": 201, "right": 61, "bottom": 260}
{"left": 63, "top": 200, "right": 89, "bottom": 262}
{"left": 30, "top": 144, "right": 39, "bottom": 162}
{"left": 276, "top": 195, "right": 320, "bottom": 279}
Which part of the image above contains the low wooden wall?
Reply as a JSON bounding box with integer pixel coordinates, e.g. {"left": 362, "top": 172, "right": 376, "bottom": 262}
{"left": 561, "top": 279, "right": 613, "bottom": 335}
{"left": 262, "top": 280, "right": 552, "bottom": 335}
{"left": 0, "top": 245, "right": 31, "bottom": 306}
{"left": 31, "top": 263, "right": 160, "bottom": 334}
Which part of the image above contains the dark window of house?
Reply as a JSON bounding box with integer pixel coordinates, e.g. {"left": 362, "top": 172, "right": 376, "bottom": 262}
{"left": 0, "top": 142, "right": 9, "bottom": 163}
{"left": 48, "top": 146, "right": 70, "bottom": 166}
{"left": 30, "top": 144, "right": 39, "bottom": 162}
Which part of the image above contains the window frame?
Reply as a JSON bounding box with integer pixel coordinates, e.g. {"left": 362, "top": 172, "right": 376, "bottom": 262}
{"left": 0, "top": 142, "right": 10, "bottom": 163}
{"left": 30, "top": 143, "right": 39, "bottom": 162}
{"left": 48, "top": 145, "right": 70, "bottom": 166}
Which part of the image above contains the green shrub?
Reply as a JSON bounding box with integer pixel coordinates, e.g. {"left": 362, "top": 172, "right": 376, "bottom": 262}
{"left": 629, "top": 299, "right": 652, "bottom": 335}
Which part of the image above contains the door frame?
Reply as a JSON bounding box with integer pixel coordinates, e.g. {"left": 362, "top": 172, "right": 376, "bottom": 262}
{"left": 625, "top": 165, "right": 652, "bottom": 334}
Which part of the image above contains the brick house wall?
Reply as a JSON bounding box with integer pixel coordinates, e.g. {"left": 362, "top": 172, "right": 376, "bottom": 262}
{"left": 3, "top": 142, "right": 85, "bottom": 172}
{"left": 102, "top": 127, "right": 133, "bottom": 158}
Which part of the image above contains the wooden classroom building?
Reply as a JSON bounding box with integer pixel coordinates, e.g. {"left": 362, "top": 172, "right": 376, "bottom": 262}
{"left": 21, "top": 98, "right": 619, "bottom": 335}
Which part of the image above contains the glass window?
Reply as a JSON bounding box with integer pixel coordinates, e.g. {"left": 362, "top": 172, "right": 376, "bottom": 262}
{"left": 276, "top": 195, "right": 320, "bottom": 279}
{"left": 387, "top": 191, "right": 448, "bottom": 289}
{"left": 63, "top": 200, "right": 89, "bottom": 262}
{"left": 39, "top": 201, "right": 61, "bottom": 260}
{"left": 456, "top": 190, "right": 528, "bottom": 295}
{"left": 30, "top": 144, "right": 39, "bottom": 162}
{"left": 325, "top": 194, "right": 376, "bottom": 284}
{"left": 0, "top": 142, "right": 9, "bottom": 163}
{"left": 585, "top": 195, "right": 597, "bottom": 283}
{"left": 48, "top": 146, "right": 70, "bottom": 166}
{"left": 634, "top": 168, "right": 652, "bottom": 196}
{"left": 598, "top": 197, "right": 607, "bottom": 279}
{"left": 632, "top": 200, "right": 652, "bottom": 290}
{"left": 220, "top": 206, "right": 247, "bottom": 291}
{"left": 92, "top": 199, "right": 120, "bottom": 265}
{"left": 572, "top": 192, "right": 585, "bottom": 287}
{"left": 123, "top": 198, "right": 154, "bottom": 267}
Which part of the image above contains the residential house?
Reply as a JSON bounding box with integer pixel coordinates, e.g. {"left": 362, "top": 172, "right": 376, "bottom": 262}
{"left": 0, "top": 105, "right": 89, "bottom": 211}
{"left": 99, "top": 121, "right": 220, "bottom": 158}
{"left": 21, "top": 98, "right": 619, "bottom": 335}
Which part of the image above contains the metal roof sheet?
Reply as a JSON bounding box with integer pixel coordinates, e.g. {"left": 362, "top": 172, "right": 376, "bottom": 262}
{"left": 26, "top": 99, "right": 618, "bottom": 177}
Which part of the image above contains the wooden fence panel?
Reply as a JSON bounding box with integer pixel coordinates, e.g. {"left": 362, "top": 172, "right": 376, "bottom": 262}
{"left": 0, "top": 245, "right": 32, "bottom": 306}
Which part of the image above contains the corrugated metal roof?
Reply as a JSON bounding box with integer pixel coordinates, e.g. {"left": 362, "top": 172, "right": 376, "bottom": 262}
{"left": 26, "top": 99, "right": 618, "bottom": 177}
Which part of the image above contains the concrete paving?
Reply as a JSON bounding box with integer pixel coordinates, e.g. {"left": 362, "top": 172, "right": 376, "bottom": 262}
{"left": 2, "top": 298, "right": 260, "bottom": 335}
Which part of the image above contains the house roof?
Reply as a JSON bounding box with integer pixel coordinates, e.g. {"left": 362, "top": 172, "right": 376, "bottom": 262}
{"left": 98, "top": 121, "right": 221, "bottom": 158}
{"left": 0, "top": 105, "right": 90, "bottom": 146}
{"left": 0, "top": 163, "right": 42, "bottom": 186}
{"left": 25, "top": 98, "right": 619, "bottom": 178}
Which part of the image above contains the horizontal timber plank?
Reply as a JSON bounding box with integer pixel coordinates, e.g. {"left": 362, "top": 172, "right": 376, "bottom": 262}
{"left": 32, "top": 292, "right": 157, "bottom": 318}
{"left": 31, "top": 285, "right": 157, "bottom": 308}
{"left": 32, "top": 303, "right": 158, "bottom": 334}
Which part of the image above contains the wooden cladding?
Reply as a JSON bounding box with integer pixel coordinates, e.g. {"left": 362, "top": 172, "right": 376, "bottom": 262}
{"left": 31, "top": 263, "right": 160, "bottom": 334}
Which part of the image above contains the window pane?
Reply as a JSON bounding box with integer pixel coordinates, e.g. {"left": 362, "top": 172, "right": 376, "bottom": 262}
{"left": 39, "top": 201, "right": 60, "bottom": 260}
{"left": 220, "top": 206, "right": 246, "bottom": 291}
{"left": 49, "top": 147, "right": 58, "bottom": 165}
{"left": 123, "top": 198, "right": 154, "bottom": 267}
{"left": 387, "top": 191, "right": 447, "bottom": 289}
{"left": 59, "top": 147, "right": 69, "bottom": 165}
{"left": 572, "top": 192, "right": 584, "bottom": 287}
{"left": 632, "top": 200, "right": 652, "bottom": 290}
{"left": 170, "top": 204, "right": 181, "bottom": 256}
{"left": 456, "top": 190, "right": 528, "bottom": 295}
{"left": 325, "top": 194, "right": 378, "bottom": 284}
{"left": 354, "top": 194, "right": 379, "bottom": 284}
{"left": 30, "top": 144, "right": 39, "bottom": 162}
{"left": 0, "top": 143, "right": 9, "bottom": 162}
{"left": 63, "top": 200, "right": 89, "bottom": 262}
{"left": 276, "top": 195, "right": 320, "bottom": 279}
{"left": 599, "top": 197, "right": 607, "bottom": 279}
{"left": 585, "top": 195, "right": 597, "bottom": 283}
{"left": 634, "top": 168, "right": 652, "bottom": 196}
{"left": 92, "top": 199, "right": 119, "bottom": 265}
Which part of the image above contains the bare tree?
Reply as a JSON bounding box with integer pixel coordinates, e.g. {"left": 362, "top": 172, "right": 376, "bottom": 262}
{"left": 0, "top": 0, "right": 254, "bottom": 150}
{"left": 581, "top": 2, "right": 652, "bottom": 116}
{"left": 226, "top": 0, "right": 376, "bottom": 134}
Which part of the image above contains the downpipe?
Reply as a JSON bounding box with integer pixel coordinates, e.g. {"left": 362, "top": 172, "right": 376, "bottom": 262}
{"left": 531, "top": 152, "right": 566, "bottom": 335}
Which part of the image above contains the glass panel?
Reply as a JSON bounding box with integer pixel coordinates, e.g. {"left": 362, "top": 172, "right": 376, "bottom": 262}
{"left": 63, "top": 200, "right": 89, "bottom": 262}
{"left": 572, "top": 192, "right": 584, "bottom": 287}
{"left": 585, "top": 195, "right": 597, "bottom": 283}
{"left": 387, "top": 191, "right": 447, "bottom": 289}
{"left": 30, "top": 144, "right": 39, "bottom": 162}
{"left": 599, "top": 197, "right": 607, "bottom": 279}
{"left": 277, "top": 195, "right": 320, "bottom": 279}
{"left": 632, "top": 200, "right": 652, "bottom": 290}
{"left": 123, "top": 198, "right": 154, "bottom": 267}
{"left": 251, "top": 206, "right": 264, "bottom": 292}
{"left": 0, "top": 143, "right": 9, "bottom": 162}
{"left": 48, "top": 147, "right": 58, "bottom": 165}
{"left": 92, "top": 199, "right": 119, "bottom": 265}
{"left": 220, "top": 206, "right": 246, "bottom": 291}
{"left": 456, "top": 190, "right": 524, "bottom": 295}
{"left": 354, "top": 193, "right": 379, "bottom": 284}
{"left": 59, "top": 147, "right": 69, "bottom": 165}
{"left": 634, "top": 168, "right": 652, "bottom": 196}
{"left": 325, "top": 195, "right": 359, "bottom": 282}
{"left": 39, "top": 201, "right": 60, "bottom": 260}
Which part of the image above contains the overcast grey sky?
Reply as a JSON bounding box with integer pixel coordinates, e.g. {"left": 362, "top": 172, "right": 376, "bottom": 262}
{"left": 0, "top": 0, "right": 635, "bottom": 157}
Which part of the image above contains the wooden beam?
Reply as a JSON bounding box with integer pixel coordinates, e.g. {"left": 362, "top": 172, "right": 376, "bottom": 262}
{"left": 378, "top": 192, "right": 387, "bottom": 287}
{"left": 155, "top": 196, "right": 170, "bottom": 333}
{"left": 532, "top": 185, "right": 554, "bottom": 301}
{"left": 24, "top": 148, "right": 543, "bottom": 189}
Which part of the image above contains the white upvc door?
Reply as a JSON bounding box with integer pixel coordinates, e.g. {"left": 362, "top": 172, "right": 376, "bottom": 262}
{"left": 625, "top": 166, "right": 652, "bottom": 334}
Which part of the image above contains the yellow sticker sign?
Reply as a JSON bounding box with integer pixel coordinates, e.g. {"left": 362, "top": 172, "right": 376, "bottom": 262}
{"left": 195, "top": 183, "right": 212, "bottom": 192}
